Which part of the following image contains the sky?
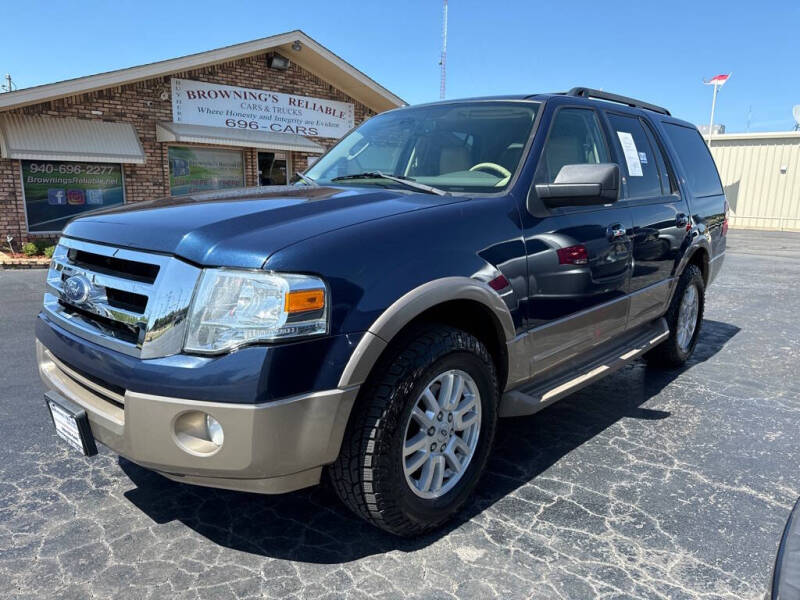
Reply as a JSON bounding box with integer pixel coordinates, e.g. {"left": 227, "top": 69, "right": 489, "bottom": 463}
{"left": 1, "top": 0, "right": 798, "bottom": 132}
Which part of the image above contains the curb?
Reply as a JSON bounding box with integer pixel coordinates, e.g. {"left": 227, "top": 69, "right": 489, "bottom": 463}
{"left": 0, "top": 250, "right": 51, "bottom": 270}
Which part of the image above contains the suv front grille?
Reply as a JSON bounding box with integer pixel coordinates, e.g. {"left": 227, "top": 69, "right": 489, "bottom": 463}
{"left": 68, "top": 248, "right": 160, "bottom": 283}
{"left": 43, "top": 237, "right": 201, "bottom": 359}
{"left": 105, "top": 287, "right": 149, "bottom": 313}
{"left": 57, "top": 299, "right": 141, "bottom": 345}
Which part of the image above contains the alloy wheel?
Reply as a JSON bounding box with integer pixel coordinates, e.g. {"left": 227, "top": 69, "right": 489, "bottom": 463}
{"left": 401, "top": 369, "right": 482, "bottom": 499}
{"left": 676, "top": 283, "right": 699, "bottom": 352}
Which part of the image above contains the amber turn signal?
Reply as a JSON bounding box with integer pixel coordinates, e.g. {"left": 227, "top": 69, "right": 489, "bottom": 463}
{"left": 285, "top": 289, "right": 325, "bottom": 314}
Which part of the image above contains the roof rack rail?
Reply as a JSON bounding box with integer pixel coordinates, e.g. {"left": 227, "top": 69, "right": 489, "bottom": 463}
{"left": 566, "top": 87, "right": 671, "bottom": 116}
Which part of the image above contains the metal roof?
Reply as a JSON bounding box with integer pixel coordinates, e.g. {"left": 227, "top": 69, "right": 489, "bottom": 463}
{"left": 0, "top": 115, "right": 145, "bottom": 164}
{"left": 155, "top": 122, "right": 325, "bottom": 154}
{"left": 704, "top": 131, "right": 800, "bottom": 142}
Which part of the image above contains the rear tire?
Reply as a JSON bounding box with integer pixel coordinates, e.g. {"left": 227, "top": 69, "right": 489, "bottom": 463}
{"left": 645, "top": 264, "right": 705, "bottom": 368}
{"left": 329, "top": 325, "right": 498, "bottom": 537}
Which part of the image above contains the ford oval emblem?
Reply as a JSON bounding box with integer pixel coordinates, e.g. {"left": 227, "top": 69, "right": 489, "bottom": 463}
{"left": 63, "top": 274, "right": 92, "bottom": 304}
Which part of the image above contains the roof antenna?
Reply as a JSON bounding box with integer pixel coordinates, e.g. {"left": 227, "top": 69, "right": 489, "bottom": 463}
{"left": 439, "top": 0, "right": 448, "bottom": 100}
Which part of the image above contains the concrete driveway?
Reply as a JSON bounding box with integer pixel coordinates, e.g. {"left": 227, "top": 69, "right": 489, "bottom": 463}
{"left": 1, "top": 229, "right": 798, "bottom": 599}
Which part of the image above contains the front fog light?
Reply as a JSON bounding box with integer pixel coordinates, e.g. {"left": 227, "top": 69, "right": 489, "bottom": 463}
{"left": 174, "top": 411, "right": 224, "bottom": 455}
{"left": 205, "top": 415, "right": 224, "bottom": 447}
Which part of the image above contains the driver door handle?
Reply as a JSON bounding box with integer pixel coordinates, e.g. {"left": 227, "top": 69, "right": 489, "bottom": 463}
{"left": 607, "top": 224, "right": 627, "bottom": 241}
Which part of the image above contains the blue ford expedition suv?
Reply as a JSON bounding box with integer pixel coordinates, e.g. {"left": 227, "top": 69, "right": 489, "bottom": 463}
{"left": 38, "top": 88, "right": 727, "bottom": 536}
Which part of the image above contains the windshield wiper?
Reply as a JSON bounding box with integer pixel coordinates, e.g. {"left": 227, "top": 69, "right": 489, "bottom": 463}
{"left": 331, "top": 171, "right": 449, "bottom": 196}
{"left": 295, "top": 172, "right": 319, "bottom": 187}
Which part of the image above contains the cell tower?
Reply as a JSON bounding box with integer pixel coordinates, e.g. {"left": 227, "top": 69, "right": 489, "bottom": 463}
{"left": 439, "top": 0, "right": 448, "bottom": 100}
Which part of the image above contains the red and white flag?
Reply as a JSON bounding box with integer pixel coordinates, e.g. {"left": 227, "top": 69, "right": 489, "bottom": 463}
{"left": 705, "top": 73, "right": 731, "bottom": 86}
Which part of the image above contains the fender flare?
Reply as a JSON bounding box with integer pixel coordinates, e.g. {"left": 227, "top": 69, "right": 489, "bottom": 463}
{"left": 681, "top": 238, "right": 711, "bottom": 281}
{"left": 337, "top": 277, "right": 515, "bottom": 389}
{"left": 668, "top": 237, "right": 712, "bottom": 303}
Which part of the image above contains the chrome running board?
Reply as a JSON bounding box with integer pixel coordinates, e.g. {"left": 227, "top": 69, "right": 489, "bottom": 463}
{"left": 499, "top": 318, "right": 669, "bottom": 418}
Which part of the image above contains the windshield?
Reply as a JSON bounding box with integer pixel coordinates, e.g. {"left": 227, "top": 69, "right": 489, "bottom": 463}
{"left": 305, "top": 101, "right": 540, "bottom": 194}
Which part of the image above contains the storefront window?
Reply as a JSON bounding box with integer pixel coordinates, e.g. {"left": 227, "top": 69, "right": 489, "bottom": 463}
{"left": 21, "top": 160, "right": 124, "bottom": 233}
{"left": 168, "top": 146, "right": 244, "bottom": 196}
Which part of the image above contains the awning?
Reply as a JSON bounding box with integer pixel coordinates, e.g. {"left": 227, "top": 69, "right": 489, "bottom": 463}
{"left": 156, "top": 122, "right": 325, "bottom": 154}
{"left": 0, "top": 115, "right": 145, "bottom": 164}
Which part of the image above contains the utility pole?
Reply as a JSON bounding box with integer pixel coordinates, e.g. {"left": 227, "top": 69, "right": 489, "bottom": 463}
{"left": 439, "top": 0, "right": 448, "bottom": 100}
{"left": 1, "top": 74, "right": 16, "bottom": 93}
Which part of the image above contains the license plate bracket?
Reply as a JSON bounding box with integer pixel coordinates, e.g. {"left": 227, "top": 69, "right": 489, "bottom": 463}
{"left": 45, "top": 392, "right": 98, "bottom": 457}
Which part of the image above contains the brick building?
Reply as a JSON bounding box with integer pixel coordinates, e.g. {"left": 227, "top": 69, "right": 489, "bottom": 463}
{"left": 0, "top": 31, "right": 404, "bottom": 244}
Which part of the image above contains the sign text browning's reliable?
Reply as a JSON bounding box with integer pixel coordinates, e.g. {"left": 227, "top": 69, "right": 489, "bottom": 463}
{"left": 171, "top": 78, "right": 355, "bottom": 139}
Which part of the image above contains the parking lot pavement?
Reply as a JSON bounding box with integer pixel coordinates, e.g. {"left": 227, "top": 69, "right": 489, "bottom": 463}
{"left": 1, "top": 229, "right": 798, "bottom": 599}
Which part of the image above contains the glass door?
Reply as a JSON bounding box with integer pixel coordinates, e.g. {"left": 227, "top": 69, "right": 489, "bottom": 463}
{"left": 257, "top": 152, "right": 288, "bottom": 186}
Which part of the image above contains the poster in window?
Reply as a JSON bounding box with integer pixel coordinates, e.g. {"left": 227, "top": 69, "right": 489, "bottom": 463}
{"left": 21, "top": 160, "right": 124, "bottom": 232}
{"left": 168, "top": 146, "right": 245, "bottom": 196}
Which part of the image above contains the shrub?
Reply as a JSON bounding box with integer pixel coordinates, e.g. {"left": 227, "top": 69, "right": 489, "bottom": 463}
{"left": 22, "top": 242, "right": 39, "bottom": 257}
{"left": 43, "top": 245, "right": 56, "bottom": 259}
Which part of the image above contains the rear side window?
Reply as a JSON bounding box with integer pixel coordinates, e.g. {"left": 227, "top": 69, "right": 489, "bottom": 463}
{"left": 607, "top": 113, "right": 662, "bottom": 199}
{"left": 536, "top": 108, "right": 609, "bottom": 184}
{"left": 663, "top": 123, "right": 723, "bottom": 197}
{"left": 641, "top": 120, "right": 678, "bottom": 194}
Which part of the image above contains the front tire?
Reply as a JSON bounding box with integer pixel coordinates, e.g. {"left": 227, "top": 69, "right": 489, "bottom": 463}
{"left": 329, "top": 325, "right": 498, "bottom": 536}
{"left": 645, "top": 264, "right": 705, "bottom": 368}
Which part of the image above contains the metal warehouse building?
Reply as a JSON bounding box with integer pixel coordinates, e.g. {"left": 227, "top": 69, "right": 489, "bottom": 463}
{"left": 707, "top": 131, "right": 800, "bottom": 231}
{"left": 0, "top": 31, "right": 403, "bottom": 244}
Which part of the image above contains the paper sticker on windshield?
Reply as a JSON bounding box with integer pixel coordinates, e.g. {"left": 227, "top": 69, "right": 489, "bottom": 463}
{"left": 617, "top": 131, "right": 643, "bottom": 177}
{"left": 638, "top": 151, "right": 648, "bottom": 165}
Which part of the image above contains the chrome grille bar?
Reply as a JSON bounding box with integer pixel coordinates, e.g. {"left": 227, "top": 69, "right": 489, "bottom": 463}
{"left": 50, "top": 256, "right": 156, "bottom": 296}
{"left": 43, "top": 237, "right": 201, "bottom": 359}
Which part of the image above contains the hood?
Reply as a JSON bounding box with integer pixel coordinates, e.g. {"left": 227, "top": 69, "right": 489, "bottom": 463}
{"left": 63, "top": 185, "right": 452, "bottom": 268}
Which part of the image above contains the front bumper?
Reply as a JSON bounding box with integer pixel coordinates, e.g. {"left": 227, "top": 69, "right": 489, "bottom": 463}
{"left": 37, "top": 341, "right": 358, "bottom": 494}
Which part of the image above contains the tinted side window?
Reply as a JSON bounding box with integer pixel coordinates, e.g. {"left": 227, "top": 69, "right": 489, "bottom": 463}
{"left": 536, "top": 108, "right": 609, "bottom": 183}
{"left": 641, "top": 120, "right": 678, "bottom": 194}
{"left": 663, "top": 123, "right": 723, "bottom": 197}
{"left": 607, "top": 113, "right": 661, "bottom": 199}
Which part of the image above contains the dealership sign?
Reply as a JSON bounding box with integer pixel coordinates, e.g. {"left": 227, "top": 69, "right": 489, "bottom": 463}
{"left": 171, "top": 78, "right": 354, "bottom": 139}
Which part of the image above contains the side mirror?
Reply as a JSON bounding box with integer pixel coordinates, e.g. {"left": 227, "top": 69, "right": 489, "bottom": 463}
{"left": 534, "top": 163, "right": 620, "bottom": 208}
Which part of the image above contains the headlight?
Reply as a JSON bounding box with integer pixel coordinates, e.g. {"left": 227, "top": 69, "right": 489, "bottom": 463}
{"left": 184, "top": 269, "right": 328, "bottom": 354}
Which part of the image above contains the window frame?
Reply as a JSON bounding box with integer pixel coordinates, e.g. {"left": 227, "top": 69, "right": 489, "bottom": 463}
{"left": 529, "top": 104, "right": 625, "bottom": 216}
{"left": 301, "top": 99, "right": 545, "bottom": 198}
{"left": 640, "top": 118, "right": 680, "bottom": 197}
{"left": 660, "top": 122, "right": 724, "bottom": 199}
{"left": 167, "top": 144, "right": 245, "bottom": 197}
{"left": 603, "top": 110, "right": 666, "bottom": 203}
